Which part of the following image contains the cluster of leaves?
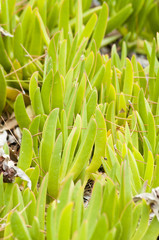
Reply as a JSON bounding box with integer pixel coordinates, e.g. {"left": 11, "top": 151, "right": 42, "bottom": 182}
{"left": 1, "top": 172, "right": 159, "bottom": 240}
{"left": 100, "top": 0, "right": 159, "bottom": 49}
{"left": 0, "top": 0, "right": 159, "bottom": 239}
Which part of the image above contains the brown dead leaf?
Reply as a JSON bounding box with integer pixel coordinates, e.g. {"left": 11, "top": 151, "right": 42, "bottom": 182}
{"left": 119, "top": 108, "right": 125, "bottom": 114}
{"left": 133, "top": 187, "right": 159, "bottom": 221}
{"left": 0, "top": 142, "right": 31, "bottom": 189}
{"left": 0, "top": 118, "right": 17, "bottom": 132}
{"left": 0, "top": 27, "right": 13, "bottom": 37}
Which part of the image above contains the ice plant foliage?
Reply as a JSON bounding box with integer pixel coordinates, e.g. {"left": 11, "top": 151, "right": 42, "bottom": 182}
{"left": 0, "top": 0, "right": 159, "bottom": 239}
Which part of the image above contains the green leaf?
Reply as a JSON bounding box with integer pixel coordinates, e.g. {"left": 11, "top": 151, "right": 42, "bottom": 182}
{"left": 60, "top": 109, "right": 68, "bottom": 147}
{"left": 102, "top": 181, "right": 117, "bottom": 227}
{"left": 131, "top": 200, "right": 149, "bottom": 240}
{"left": 59, "top": 40, "right": 67, "bottom": 76}
{"left": 123, "top": 58, "right": 133, "bottom": 105}
{"left": 87, "top": 108, "right": 106, "bottom": 173}
{"left": 29, "top": 10, "right": 43, "bottom": 55}
{"left": 125, "top": 122, "right": 132, "bottom": 146}
{"left": 68, "top": 118, "right": 96, "bottom": 180}
{"left": 82, "top": 0, "right": 92, "bottom": 11}
{"left": 18, "top": 128, "right": 33, "bottom": 171}
{"left": 136, "top": 111, "right": 147, "bottom": 139}
{"left": 59, "top": 0, "right": 69, "bottom": 39}
{"left": 105, "top": 228, "right": 116, "bottom": 240}
{"left": 64, "top": 68, "right": 74, "bottom": 105}
{"left": 36, "top": 174, "right": 48, "bottom": 240}
{"left": 46, "top": 202, "right": 56, "bottom": 240}
{"left": 152, "top": 69, "right": 159, "bottom": 114}
{"left": 41, "top": 70, "right": 53, "bottom": 114}
{"left": 8, "top": 0, "right": 16, "bottom": 22}
{"left": 43, "top": 55, "right": 53, "bottom": 80}
{"left": 71, "top": 183, "right": 83, "bottom": 235}
{"left": 75, "top": 73, "right": 86, "bottom": 114}
{"left": 66, "top": 83, "right": 78, "bottom": 126}
{"left": 67, "top": 35, "right": 78, "bottom": 70}
{"left": 85, "top": 51, "right": 95, "bottom": 78}
{"left": 106, "top": 4, "right": 133, "bottom": 34}
{"left": 149, "top": 38, "right": 156, "bottom": 100}
{"left": 14, "top": 94, "right": 31, "bottom": 129}
{"left": 30, "top": 217, "right": 40, "bottom": 240}
{"left": 106, "top": 145, "right": 121, "bottom": 183}
{"left": 119, "top": 160, "right": 132, "bottom": 213}
{"left": 131, "top": 54, "right": 139, "bottom": 82}
{"left": 75, "top": 0, "right": 82, "bottom": 38}
{"left": 23, "top": 189, "right": 36, "bottom": 225}
{"left": 0, "top": 66, "right": 6, "bottom": 116}
{"left": 29, "top": 72, "right": 38, "bottom": 106}
{"left": 111, "top": 45, "right": 121, "bottom": 69}
{"left": 12, "top": 184, "right": 28, "bottom": 223}
{"left": 84, "top": 181, "right": 102, "bottom": 239}
{"left": 11, "top": 211, "right": 31, "bottom": 240}
{"left": 138, "top": 88, "right": 148, "bottom": 125}
{"left": 143, "top": 137, "right": 152, "bottom": 165}
{"left": 21, "top": 5, "right": 33, "bottom": 47}
{"left": 144, "top": 150, "right": 154, "bottom": 185}
{"left": 89, "top": 3, "right": 108, "bottom": 51}
{"left": 86, "top": 89, "right": 97, "bottom": 122}
{"left": 51, "top": 71, "right": 64, "bottom": 111}
{"left": 130, "top": 112, "right": 138, "bottom": 150}
{"left": 69, "top": 114, "right": 82, "bottom": 165}
{"left": 60, "top": 127, "right": 77, "bottom": 180}
{"left": 118, "top": 93, "right": 126, "bottom": 125}
{"left": 91, "top": 64, "right": 106, "bottom": 91}
{"left": 14, "top": 23, "right": 24, "bottom": 65}
{"left": 121, "top": 42, "right": 127, "bottom": 68}
{"left": 128, "top": 150, "right": 142, "bottom": 192}
{"left": 90, "top": 214, "right": 108, "bottom": 240}
{"left": 56, "top": 177, "right": 73, "bottom": 227}
{"left": 80, "top": 98, "right": 87, "bottom": 142}
{"left": 48, "top": 133, "right": 62, "bottom": 198}
{"left": 147, "top": 111, "right": 156, "bottom": 153}
{"left": 71, "top": 38, "right": 87, "bottom": 69}
{"left": 40, "top": 108, "right": 59, "bottom": 172}
{"left": 141, "top": 216, "right": 159, "bottom": 240}
{"left": 75, "top": 220, "right": 87, "bottom": 240}
{"left": 1, "top": 0, "right": 9, "bottom": 32}
{"left": 33, "top": 87, "right": 44, "bottom": 115}
{"left": 138, "top": 62, "right": 147, "bottom": 91}
{"left": 78, "top": 13, "right": 97, "bottom": 46}
{"left": 35, "top": 10, "right": 50, "bottom": 46}
{"left": 0, "top": 174, "right": 4, "bottom": 209}
{"left": 3, "top": 184, "right": 14, "bottom": 217}
{"left": 108, "top": 85, "right": 116, "bottom": 103}
{"left": 1, "top": 0, "right": 12, "bottom": 57}
{"left": 58, "top": 202, "right": 73, "bottom": 240}
{"left": 37, "top": 0, "right": 47, "bottom": 25}
{"left": 29, "top": 115, "right": 40, "bottom": 156}
{"left": 153, "top": 154, "right": 159, "bottom": 187}
{"left": 120, "top": 202, "right": 132, "bottom": 240}
{"left": 0, "top": 34, "right": 11, "bottom": 71}
{"left": 3, "top": 212, "right": 12, "bottom": 240}
{"left": 105, "top": 59, "right": 112, "bottom": 98}
{"left": 47, "top": 2, "right": 59, "bottom": 30}
{"left": 106, "top": 101, "right": 116, "bottom": 142}
{"left": 48, "top": 33, "right": 60, "bottom": 73}
{"left": 131, "top": 203, "right": 142, "bottom": 238}
{"left": 29, "top": 165, "right": 39, "bottom": 193}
